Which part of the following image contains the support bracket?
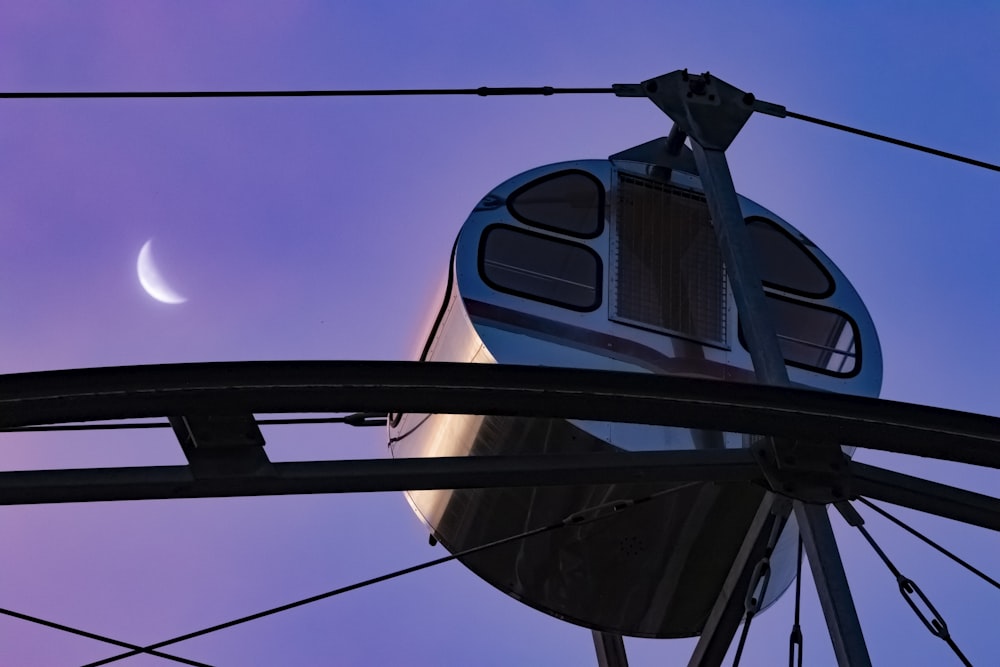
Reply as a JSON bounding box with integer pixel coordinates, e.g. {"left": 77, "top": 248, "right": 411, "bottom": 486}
{"left": 169, "top": 413, "right": 272, "bottom": 477}
{"left": 639, "top": 70, "right": 755, "bottom": 151}
{"left": 751, "top": 437, "right": 854, "bottom": 504}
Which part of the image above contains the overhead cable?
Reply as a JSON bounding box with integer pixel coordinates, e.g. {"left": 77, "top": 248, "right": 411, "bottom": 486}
{"left": 788, "top": 537, "right": 804, "bottom": 667}
{"left": 4, "top": 82, "right": 997, "bottom": 173}
{"left": 3, "top": 82, "right": 996, "bottom": 172}
{"left": 857, "top": 497, "right": 1000, "bottom": 590}
{"left": 0, "top": 86, "right": 613, "bottom": 100}
{"left": 81, "top": 482, "right": 698, "bottom": 666}
{"left": 753, "top": 101, "right": 1000, "bottom": 172}
{"left": 0, "top": 413, "right": 386, "bottom": 433}
{"left": 0, "top": 606, "right": 210, "bottom": 667}
{"left": 840, "top": 502, "right": 974, "bottom": 667}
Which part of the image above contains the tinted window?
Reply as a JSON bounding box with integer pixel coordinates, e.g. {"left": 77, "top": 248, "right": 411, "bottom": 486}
{"left": 741, "top": 297, "right": 858, "bottom": 376}
{"left": 508, "top": 171, "right": 604, "bottom": 237}
{"left": 746, "top": 217, "right": 832, "bottom": 297}
{"left": 480, "top": 226, "right": 601, "bottom": 310}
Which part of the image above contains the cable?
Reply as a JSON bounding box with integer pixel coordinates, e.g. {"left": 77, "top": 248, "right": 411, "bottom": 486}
{"left": 731, "top": 614, "right": 753, "bottom": 667}
{"left": 81, "top": 482, "right": 698, "bottom": 666}
{"left": 851, "top": 520, "right": 973, "bottom": 666}
{"left": 4, "top": 81, "right": 995, "bottom": 173}
{"left": 787, "top": 109, "right": 1000, "bottom": 171}
{"left": 857, "top": 497, "right": 1000, "bottom": 590}
{"left": 732, "top": 510, "right": 786, "bottom": 667}
{"left": 754, "top": 102, "right": 1000, "bottom": 172}
{"left": 787, "top": 537, "right": 803, "bottom": 667}
{"left": 0, "top": 86, "right": 614, "bottom": 100}
{"left": 0, "top": 413, "right": 386, "bottom": 433}
{"left": 0, "top": 607, "right": 210, "bottom": 667}
{"left": 0, "top": 422, "right": 168, "bottom": 432}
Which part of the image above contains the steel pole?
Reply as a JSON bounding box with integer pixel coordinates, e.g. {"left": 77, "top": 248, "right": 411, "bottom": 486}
{"left": 687, "top": 492, "right": 784, "bottom": 666}
{"left": 592, "top": 631, "right": 629, "bottom": 667}
{"left": 690, "top": 143, "right": 789, "bottom": 386}
{"left": 795, "top": 501, "right": 872, "bottom": 666}
{"left": 695, "top": 141, "right": 873, "bottom": 665}
{"left": 678, "top": 76, "right": 872, "bottom": 666}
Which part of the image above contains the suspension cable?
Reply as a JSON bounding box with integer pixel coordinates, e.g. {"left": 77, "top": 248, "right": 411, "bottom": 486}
{"left": 0, "top": 86, "right": 614, "bottom": 100}
{"left": 857, "top": 497, "right": 1000, "bottom": 591}
{"left": 732, "top": 510, "right": 787, "bottom": 667}
{"left": 81, "top": 482, "right": 698, "bottom": 666}
{"left": 0, "top": 607, "right": 209, "bottom": 667}
{"left": 0, "top": 413, "right": 386, "bottom": 433}
{"left": 3, "top": 82, "right": 995, "bottom": 173}
{"left": 753, "top": 101, "right": 1000, "bottom": 172}
{"left": 850, "top": 516, "right": 973, "bottom": 666}
{"left": 788, "top": 537, "right": 803, "bottom": 667}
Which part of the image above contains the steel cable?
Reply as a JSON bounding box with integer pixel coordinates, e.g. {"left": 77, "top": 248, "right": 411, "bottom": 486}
{"left": 2, "top": 84, "right": 995, "bottom": 172}
{"left": 857, "top": 497, "right": 1000, "bottom": 590}
{"left": 0, "top": 607, "right": 210, "bottom": 667}
{"left": 0, "top": 86, "right": 613, "bottom": 100}
{"left": 81, "top": 482, "right": 698, "bottom": 666}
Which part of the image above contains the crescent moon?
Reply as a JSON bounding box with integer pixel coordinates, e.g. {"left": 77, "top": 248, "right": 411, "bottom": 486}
{"left": 137, "top": 240, "right": 187, "bottom": 304}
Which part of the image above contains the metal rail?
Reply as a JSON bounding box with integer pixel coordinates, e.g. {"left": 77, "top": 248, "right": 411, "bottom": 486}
{"left": 0, "top": 450, "right": 758, "bottom": 505}
{"left": 2, "top": 361, "right": 999, "bottom": 468}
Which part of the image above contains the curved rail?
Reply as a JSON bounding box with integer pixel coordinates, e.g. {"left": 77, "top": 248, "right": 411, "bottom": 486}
{"left": 1, "top": 361, "right": 999, "bottom": 468}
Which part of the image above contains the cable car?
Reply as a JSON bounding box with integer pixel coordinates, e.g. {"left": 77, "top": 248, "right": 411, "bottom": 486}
{"left": 389, "top": 138, "right": 882, "bottom": 638}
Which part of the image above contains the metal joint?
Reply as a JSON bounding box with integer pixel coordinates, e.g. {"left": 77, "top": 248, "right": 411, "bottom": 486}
{"left": 751, "top": 437, "right": 853, "bottom": 504}
{"left": 169, "top": 414, "right": 272, "bottom": 478}
{"left": 563, "top": 498, "right": 636, "bottom": 526}
{"left": 898, "top": 577, "right": 951, "bottom": 639}
{"left": 639, "top": 69, "right": 755, "bottom": 150}
{"left": 611, "top": 82, "right": 645, "bottom": 98}
{"left": 744, "top": 557, "right": 772, "bottom": 615}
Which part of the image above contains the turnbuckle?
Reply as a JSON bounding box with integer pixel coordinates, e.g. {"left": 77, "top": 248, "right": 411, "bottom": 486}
{"left": 897, "top": 576, "right": 951, "bottom": 639}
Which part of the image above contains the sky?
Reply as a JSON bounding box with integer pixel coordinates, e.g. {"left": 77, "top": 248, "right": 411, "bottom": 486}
{"left": 0, "top": 2, "right": 998, "bottom": 665}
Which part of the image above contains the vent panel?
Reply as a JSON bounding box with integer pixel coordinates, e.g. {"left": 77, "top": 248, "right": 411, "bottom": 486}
{"left": 612, "top": 174, "right": 727, "bottom": 345}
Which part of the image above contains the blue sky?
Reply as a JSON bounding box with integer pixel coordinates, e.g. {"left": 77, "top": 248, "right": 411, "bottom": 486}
{"left": 0, "top": 2, "right": 998, "bottom": 665}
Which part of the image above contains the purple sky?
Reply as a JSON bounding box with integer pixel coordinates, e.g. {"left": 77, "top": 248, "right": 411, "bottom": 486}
{"left": 1, "top": 2, "right": 998, "bottom": 665}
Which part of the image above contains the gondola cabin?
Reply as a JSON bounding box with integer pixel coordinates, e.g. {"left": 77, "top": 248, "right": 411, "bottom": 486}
{"left": 389, "top": 139, "right": 882, "bottom": 638}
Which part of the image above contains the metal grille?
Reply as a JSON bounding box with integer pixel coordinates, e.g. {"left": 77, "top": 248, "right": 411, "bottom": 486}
{"left": 612, "top": 174, "right": 727, "bottom": 345}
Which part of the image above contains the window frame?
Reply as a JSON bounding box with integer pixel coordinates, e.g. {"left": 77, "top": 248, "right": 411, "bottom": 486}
{"left": 478, "top": 224, "right": 603, "bottom": 312}
{"left": 737, "top": 293, "right": 862, "bottom": 378}
{"left": 506, "top": 169, "right": 606, "bottom": 239}
{"left": 745, "top": 216, "right": 835, "bottom": 299}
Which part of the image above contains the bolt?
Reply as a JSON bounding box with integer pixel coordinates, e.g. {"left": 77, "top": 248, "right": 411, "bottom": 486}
{"left": 645, "top": 81, "right": 658, "bottom": 93}
{"left": 743, "top": 92, "right": 756, "bottom": 106}
{"left": 708, "top": 94, "right": 716, "bottom": 101}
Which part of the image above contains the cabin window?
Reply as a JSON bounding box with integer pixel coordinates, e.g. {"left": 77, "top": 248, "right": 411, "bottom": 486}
{"left": 611, "top": 174, "right": 727, "bottom": 345}
{"left": 479, "top": 225, "right": 601, "bottom": 311}
{"left": 507, "top": 170, "right": 605, "bottom": 238}
{"left": 746, "top": 217, "right": 833, "bottom": 297}
{"left": 739, "top": 296, "right": 859, "bottom": 376}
